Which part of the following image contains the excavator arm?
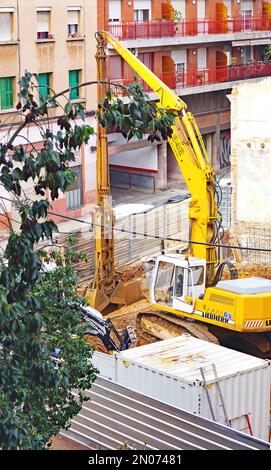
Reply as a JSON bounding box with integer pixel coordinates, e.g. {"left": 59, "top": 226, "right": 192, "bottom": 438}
{"left": 97, "top": 31, "right": 219, "bottom": 284}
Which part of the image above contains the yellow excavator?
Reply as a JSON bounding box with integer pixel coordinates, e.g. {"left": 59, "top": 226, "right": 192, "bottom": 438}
{"left": 89, "top": 31, "right": 271, "bottom": 358}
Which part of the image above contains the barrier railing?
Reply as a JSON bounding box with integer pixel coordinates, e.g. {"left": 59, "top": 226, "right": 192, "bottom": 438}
{"left": 110, "top": 166, "right": 157, "bottom": 193}
{"left": 112, "top": 61, "right": 271, "bottom": 93}
{"left": 108, "top": 17, "right": 271, "bottom": 40}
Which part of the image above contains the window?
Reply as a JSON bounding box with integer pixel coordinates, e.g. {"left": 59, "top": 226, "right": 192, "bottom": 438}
{"left": 0, "top": 11, "right": 13, "bottom": 41}
{"left": 154, "top": 261, "right": 175, "bottom": 306}
{"left": 38, "top": 73, "right": 51, "bottom": 103}
{"left": 0, "top": 77, "right": 14, "bottom": 110}
{"left": 37, "top": 10, "right": 50, "bottom": 39}
{"left": 188, "top": 266, "right": 204, "bottom": 287}
{"left": 68, "top": 8, "right": 80, "bottom": 36}
{"left": 134, "top": 0, "right": 151, "bottom": 21}
{"left": 109, "top": 0, "right": 121, "bottom": 22}
{"left": 134, "top": 10, "right": 150, "bottom": 22}
{"left": 241, "top": 46, "right": 253, "bottom": 65}
{"left": 175, "top": 63, "right": 185, "bottom": 85}
{"left": 241, "top": 10, "right": 252, "bottom": 31}
{"left": 66, "top": 165, "right": 82, "bottom": 210}
{"left": 69, "top": 70, "right": 80, "bottom": 100}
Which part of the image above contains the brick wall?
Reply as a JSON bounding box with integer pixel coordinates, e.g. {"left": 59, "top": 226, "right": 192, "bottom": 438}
{"left": 97, "top": 0, "right": 108, "bottom": 30}
{"left": 206, "top": 47, "right": 216, "bottom": 70}
{"left": 122, "top": 0, "right": 134, "bottom": 22}
{"left": 152, "top": 0, "right": 164, "bottom": 21}
{"left": 186, "top": 0, "right": 197, "bottom": 20}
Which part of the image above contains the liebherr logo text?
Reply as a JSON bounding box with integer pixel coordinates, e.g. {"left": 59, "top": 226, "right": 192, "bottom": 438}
{"left": 202, "top": 312, "right": 230, "bottom": 323}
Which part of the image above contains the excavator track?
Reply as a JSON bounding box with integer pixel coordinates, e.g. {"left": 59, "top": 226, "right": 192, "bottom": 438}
{"left": 105, "top": 301, "right": 271, "bottom": 357}
{"left": 137, "top": 311, "right": 220, "bottom": 344}
{"left": 104, "top": 300, "right": 220, "bottom": 345}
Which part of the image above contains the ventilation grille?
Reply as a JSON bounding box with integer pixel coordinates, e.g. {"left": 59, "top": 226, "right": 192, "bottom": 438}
{"left": 209, "top": 294, "right": 235, "bottom": 306}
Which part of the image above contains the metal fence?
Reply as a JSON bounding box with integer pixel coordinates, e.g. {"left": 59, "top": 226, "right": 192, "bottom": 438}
{"left": 220, "top": 185, "right": 232, "bottom": 230}
{"left": 58, "top": 198, "right": 190, "bottom": 282}
{"left": 109, "top": 17, "right": 271, "bottom": 41}
{"left": 113, "top": 61, "right": 271, "bottom": 95}
{"left": 56, "top": 190, "right": 234, "bottom": 282}
{"left": 60, "top": 377, "right": 269, "bottom": 451}
{"left": 239, "top": 227, "right": 271, "bottom": 263}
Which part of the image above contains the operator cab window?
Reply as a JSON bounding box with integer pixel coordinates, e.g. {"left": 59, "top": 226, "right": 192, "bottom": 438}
{"left": 188, "top": 266, "right": 204, "bottom": 286}
{"left": 154, "top": 261, "right": 175, "bottom": 307}
{"left": 174, "top": 266, "right": 184, "bottom": 299}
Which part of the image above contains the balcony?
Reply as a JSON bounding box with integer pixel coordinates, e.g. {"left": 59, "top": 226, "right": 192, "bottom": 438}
{"left": 108, "top": 17, "right": 271, "bottom": 41}
{"left": 112, "top": 61, "right": 271, "bottom": 94}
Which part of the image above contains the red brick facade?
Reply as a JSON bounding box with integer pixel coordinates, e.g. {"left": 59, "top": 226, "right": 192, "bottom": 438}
{"left": 100, "top": 0, "right": 271, "bottom": 171}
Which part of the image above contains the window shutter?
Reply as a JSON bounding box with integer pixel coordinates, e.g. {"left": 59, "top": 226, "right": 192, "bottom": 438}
{"left": 109, "top": 0, "right": 121, "bottom": 21}
{"left": 69, "top": 71, "right": 80, "bottom": 99}
{"left": 37, "top": 11, "right": 50, "bottom": 32}
{"left": 38, "top": 73, "right": 50, "bottom": 102}
{"left": 0, "top": 13, "right": 12, "bottom": 41}
{"left": 197, "top": 48, "right": 206, "bottom": 69}
{"left": 68, "top": 10, "right": 79, "bottom": 25}
{"left": 0, "top": 77, "right": 13, "bottom": 109}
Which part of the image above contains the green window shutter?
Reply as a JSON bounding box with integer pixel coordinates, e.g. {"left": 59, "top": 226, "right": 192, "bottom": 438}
{"left": 69, "top": 70, "right": 80, "bottom": 100}
{"left": 38, "top": 73, "right": 50, "bottom": 103}
{"left": 0, "top": 77, "right": 13, "bottom": 109}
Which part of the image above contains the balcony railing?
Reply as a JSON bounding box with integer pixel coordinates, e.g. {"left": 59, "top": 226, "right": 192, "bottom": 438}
{"left": 108, "top": 17, "right": 271, "bottom": 40}
{"left": 112, "top": 61, "right": 271, "bottom": 93}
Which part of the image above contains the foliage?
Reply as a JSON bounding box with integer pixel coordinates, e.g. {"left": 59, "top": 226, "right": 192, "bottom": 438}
{"left": 97, "top": 81, "right": 175, "bottom": 143}
{"left": 263, "top": 45, "right": 271, "bottom": 62}
{"left": 0, "top": 71, "right": 175, "bottom": 449}
{"left": 173, "top": 9, "right": 182, "bottom": 23}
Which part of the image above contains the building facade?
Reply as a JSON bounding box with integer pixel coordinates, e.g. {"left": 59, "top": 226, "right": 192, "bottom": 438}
{"left": 1, "top": 1, "right": 271, "bottom": 232}
{"left": 98, "top": 0, "right": 271, "bottom": 189}
{"left": 0, "top": 0, "right": 98, "bottom": 230}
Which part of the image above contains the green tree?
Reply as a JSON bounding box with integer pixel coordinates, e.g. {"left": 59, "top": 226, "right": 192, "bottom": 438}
{"left": 0, "top": 72, "right": 174, "bottom": 449}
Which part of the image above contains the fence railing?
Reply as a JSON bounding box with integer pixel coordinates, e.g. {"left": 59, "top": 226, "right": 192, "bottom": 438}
{"left": 108, "top": 17, "right": 271, "bottom": 40}
{"left": 110, "top": 166, "right": 157, "bottom": 193}
{"left": 112, "top": 61, "right": 271, "bottom": 93}
{"left": 57, "top": 198, "right": 190, "bottom": 282}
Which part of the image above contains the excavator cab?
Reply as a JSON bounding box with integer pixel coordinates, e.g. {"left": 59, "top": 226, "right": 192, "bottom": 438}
{"left": 150, "top": 255, "right": 206, "bottom": 314}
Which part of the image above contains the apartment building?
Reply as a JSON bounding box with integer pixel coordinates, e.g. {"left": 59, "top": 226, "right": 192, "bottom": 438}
{"left": 98, "top": 0, "right": 271, "bottom": 190}
{"left": 0, "top": 0, "right": 97, "bottom": 229}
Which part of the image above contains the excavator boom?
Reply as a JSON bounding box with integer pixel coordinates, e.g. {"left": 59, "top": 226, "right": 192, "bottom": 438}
{"left": 97, "top": 31, "right": 219, "bottom": 283}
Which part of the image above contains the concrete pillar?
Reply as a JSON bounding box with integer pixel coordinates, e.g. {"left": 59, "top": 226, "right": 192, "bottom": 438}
{"left": 157, "top": 142, "right": 168, "bottom": 190}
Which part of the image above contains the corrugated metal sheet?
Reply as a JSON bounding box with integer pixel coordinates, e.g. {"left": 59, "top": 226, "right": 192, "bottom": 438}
{"left": 109, "top": 336, "right": 271, "bottom": 440}
{"left": 60, "top": 377, "right": 269, "bottom": 450}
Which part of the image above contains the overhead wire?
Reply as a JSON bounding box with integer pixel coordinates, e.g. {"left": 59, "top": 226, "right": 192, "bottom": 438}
{"left": 0, "top": 194, "right": 271, "bottom": 254}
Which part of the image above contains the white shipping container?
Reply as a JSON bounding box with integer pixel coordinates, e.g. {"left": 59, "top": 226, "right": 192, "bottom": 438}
{"left": 96, "top": 336, "right": 270, "bottom": 441}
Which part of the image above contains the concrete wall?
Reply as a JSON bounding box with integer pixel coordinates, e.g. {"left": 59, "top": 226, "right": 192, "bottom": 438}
{"left": 229, "top": 77, "right": 271, "bottom": 257}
